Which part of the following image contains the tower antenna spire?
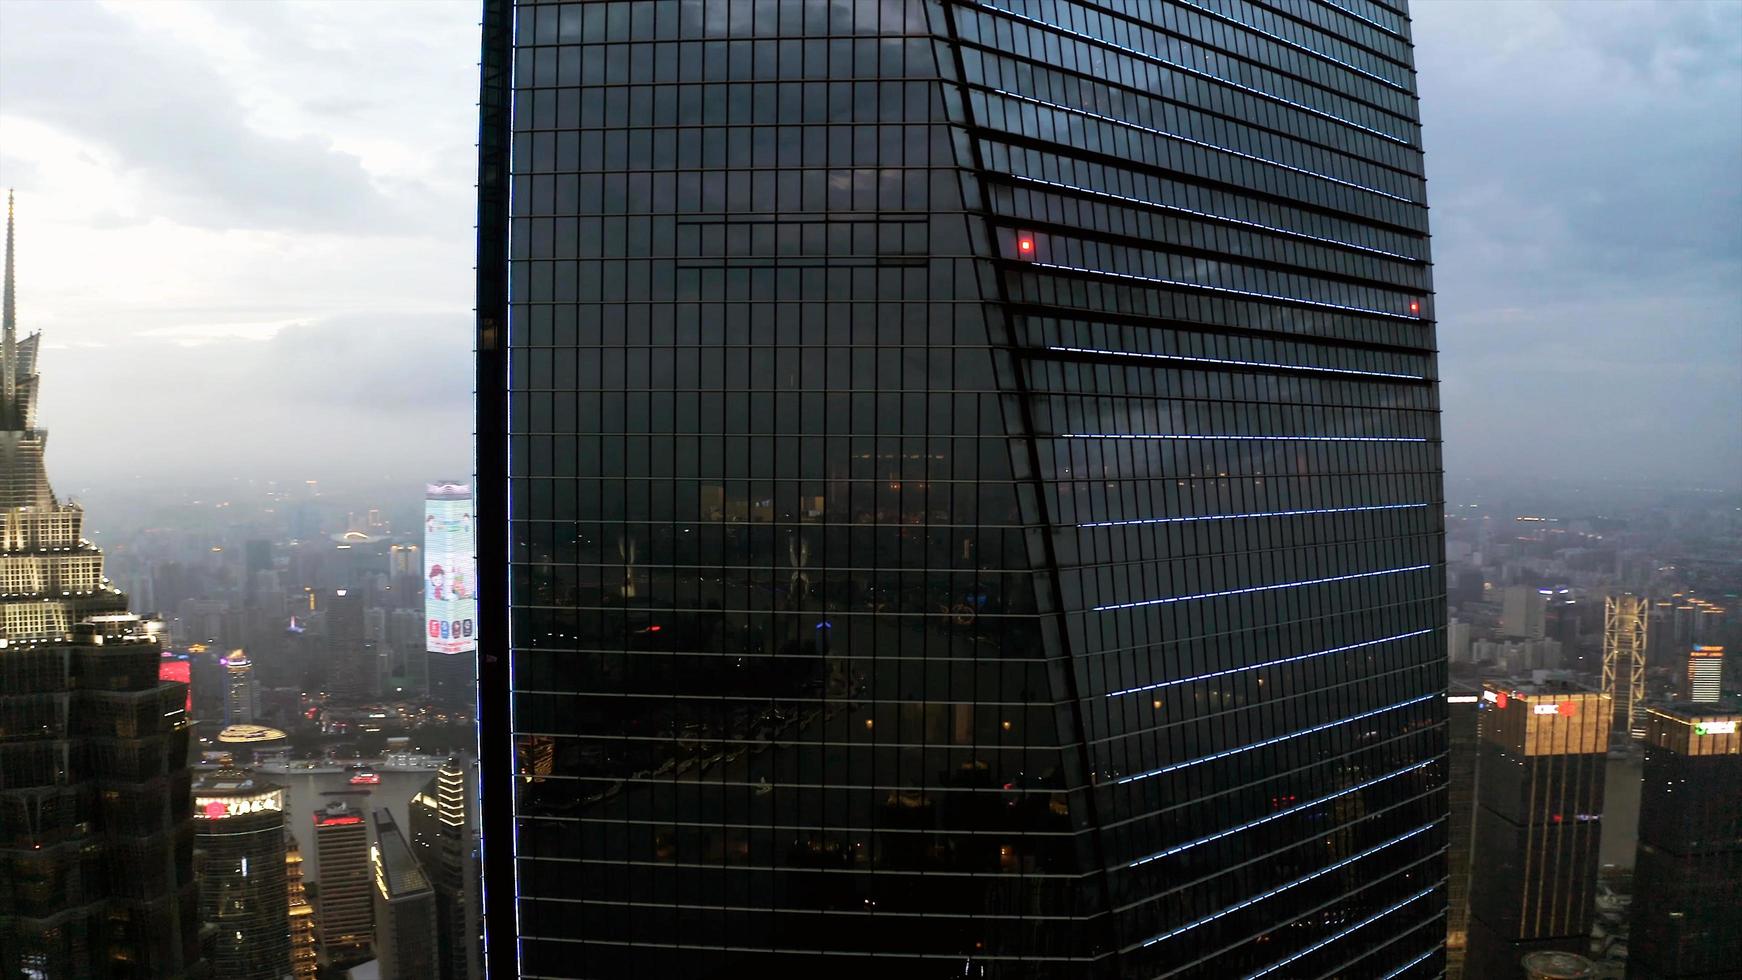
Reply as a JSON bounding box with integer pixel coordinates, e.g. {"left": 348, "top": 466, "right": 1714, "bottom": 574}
{"left": 3, "top": 189, "right": 17, "bottom": 424}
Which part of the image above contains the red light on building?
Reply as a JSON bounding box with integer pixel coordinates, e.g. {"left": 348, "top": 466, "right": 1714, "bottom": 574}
{"left": 159, "top": 655, "right": 192, "bottom": 712}
{"left": 1409, "top": 300, "right": 1420, "bottom": 314}
{"left": 204, "top": 800, "right": 227, "bottom": 819}
{"left": 1495, "top": 691, "right": 1508, "bottom": 709}
{"left": 314, "top": 815, "right": 364, "bottom": 827}
{"left": 1558, "top": 701, "right": 1577, "bottom": 716}
{"left": 1017, "top": 235, "right": 1035, "bottom": 257}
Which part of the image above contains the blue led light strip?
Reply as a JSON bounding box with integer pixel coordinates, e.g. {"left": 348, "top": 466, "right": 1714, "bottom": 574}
{"left": 989, "top": 88, "right": 1418, "bottom": 205}
{"left": 1317, "top": 0, "right": 1401, "bottom": 36}
{"left": 1013, "top": 174, "right": 1421, "bottom": 262}
{"left": 1095, "top": 564, "right": 1432, "bottom": 613}
{"left": 1064, "top": 433, "right": 1426, "bottom": 444}
{"left": 973, "top": 2, "right": 1413, "bottom": 145}
{"left": 1105, "top": 627, "right": 1433, "bottom": 697}
{"left": 1138, "top": 823, "right": 1438, "bottom": 948}
{"left": 1376, "top": 946, "right": 1440, "bottom": 980}
{"left": 1173, "top": 0, "right": 1413, "bottom": 94}
{"left": 1112, "top": 691, "right": 1437, "bottom": 785}
{"left": 1082, "top": 502, "right": 1431, "bottom": 530}
{"left": 1242, "top": 883, "right": 1441, "bottom": 978}
{"left": 1126, "top": 759, "right": 1433, "bottom": 867}
{"left": 1028, "top": 260, "right": 1422, "bottom": 321}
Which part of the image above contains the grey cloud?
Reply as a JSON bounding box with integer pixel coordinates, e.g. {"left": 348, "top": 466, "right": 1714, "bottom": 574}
{"left": 41, "top": 314, "right": 470, "bottom": 487}
{"left": 1415, "top": 0, "right": 1742, "bottom": 488}
{"left": 0, "top": 1, "right": 424, "bottom": 234}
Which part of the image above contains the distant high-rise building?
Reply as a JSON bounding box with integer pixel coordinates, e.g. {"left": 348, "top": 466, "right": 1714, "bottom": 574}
{"left": 192, "top": 770, "right": 290, "bottom": 980}
{"left": 1684, "top": 646, "right": 1723, "bottom": 704}
{"left": 1446, "top": 687, "right": 1483, "bottom": 978}
{"left": 313, "top": 801, "right": 374, "bottom": 965}
{"left": 410, "top": 758, "right": 481, "bottom": 980}
{"left": 324, "top": 589, "right": 371, "bottom": 701}
{"left": 1450, "top": 618, "right": 1475, "bottom": 664}
{"left": 1629, "top": 704, "right": 1742, "bottom": 979}
{"left": 224, "top": 650, "right": 258, "bottom": 723}
{"left": 475, "top": 1, "right": 1448, "bottom": 976}
{"left": 1503, "top": 587, "right": 1552, "bottom": 640}
{"left": 0, "top": 192, "right": 204, "bottom": 978}
{"left": 287, "top": 833, "right": 319, "bottom": 980}
{"left": 1466, "top": 682, "right": 1611, "bottom": 979}
{"left": 372, "top": 809, "right": 439, "bottom": 980}
{"left": 388, "top": 542, "right": 420, "bottom": 578}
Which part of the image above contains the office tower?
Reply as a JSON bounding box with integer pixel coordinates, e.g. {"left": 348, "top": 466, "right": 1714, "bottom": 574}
{"left": 424, "top": 481, "right": 477, "bottom": 712}
{"left": 325, "top": 588, "right": 370, "bottom": 701}
{"left": 192, "top": 770, "right": 290, "bottom": 980}
{"left": 410, "top": 758, "right": 482, "bottom": 980}
{"left": 1628, "top": 705, "right": 1741, "bottom": 979}
{"left": 1503, "top": 587, "right": 1551, "bottom": 640}
{"left": 390, "top": 542, "right": 421, "bottom": 577}
{"left": 1603, "top": 594, "right": 1649, "bottom": 740}
{"left": 476, "top": 3, "right": 1446, "bottom": 977}
{"left": 313, "top": 801, "right": 374, "bottom": 965}
{"left": 372, "top": 809, "right": 440, "bottom": 980}
{"left": 224, "top": 650, "right": 258, "bottom": 723}
{"left": 1446, "top": 687, "right": 1483, "bottom": 978}
{"left": 1466, "top": 682, "right": 1611, "bottom": 979}
{"left": 0, "top": 193, "right": 204, "bottom": 977}
{"left": 1449, "top": 617, "right": 1474, "bottom": 664}
{"left": 287, "top": 834, "right": 319, "bottom": 980}
{"left": 1683, "top": 646, "right": 1722, "bottom": 704}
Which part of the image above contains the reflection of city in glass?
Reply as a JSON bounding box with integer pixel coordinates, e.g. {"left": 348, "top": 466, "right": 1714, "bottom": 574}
{"left": 477, "top": 0, "right": 1445, "bottom": 976}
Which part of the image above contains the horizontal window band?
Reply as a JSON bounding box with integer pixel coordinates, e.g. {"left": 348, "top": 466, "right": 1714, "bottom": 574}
{"left": 1043, "top": 342, "right": 1424, "bottom": 379}
{"left": 1111, "top": 691, "right": 1438, "bottom": 784}
{"left": 1125, "top": 759, "right": 1434, "bottom": 867}
{"left": 1024, "top": 260, "right": 1425, "bottom": 320}
{"left": 1105, "top": 627, "right": 1434, "bottom": 697}
{"left": 1242, "top": 882, "right": 1443, "bottom": 978}
{"left": 984, "top": 87, "right": 1420, "bottom": 204}
{"left": 1377, "top": 946, "right": 1440, "bottom": 980}
{"left": 971, "top": 2, "right": 1416, "bottom": 146}
{"left": 1136, "top": 821, "right": 1440, "bottom": 948}
{"left": 1172, "top": 0, "right": 1416, "bottom": 93}
{"left": 1003, "top": 175, "right": 1425, "bottom": 261}
{"left": 1094, "top": 563, "right": 1434, "bottom": 612}
{"left": 1061, "top": 432, "right": 1427, "bottom": 442}
{"left": 517, "top": 935, "right": 1097, "bottom": 962}
{"left": 1081, "top": 502, "right": 1431, "bottom": 529}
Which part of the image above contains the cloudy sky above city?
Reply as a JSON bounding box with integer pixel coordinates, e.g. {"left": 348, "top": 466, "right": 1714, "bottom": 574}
{"left": 0, "top": 0, "right": 1737, "bottom": 495}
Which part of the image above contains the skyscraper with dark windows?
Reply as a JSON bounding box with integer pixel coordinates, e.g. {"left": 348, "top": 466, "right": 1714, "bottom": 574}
{"left": 1465, "top": 682, "right": 1610, "bottom": 980}
{"left": 0, "top": 193, "right": 205, "bottom": 978}
{"left": 191, "top": 771, "right": 290, "bottom": 980}
{"left": 372, "top": 809, "right": 440, "bottom": 980}
{"left": 476, "top": 2, "right": 1446, "bottom": 977}
{"left": 410, "top": 758, "right": 482, "bottom": 980}
{"left": 1628, "top": 704, "right": 1742, "bottom": 980}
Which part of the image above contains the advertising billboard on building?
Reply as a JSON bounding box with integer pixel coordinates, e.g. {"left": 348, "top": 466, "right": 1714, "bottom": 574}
{"left": 425, "top": 482, "right": 476, "bottom": 655}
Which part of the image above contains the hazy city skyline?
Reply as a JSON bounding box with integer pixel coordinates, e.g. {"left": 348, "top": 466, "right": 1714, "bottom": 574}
{"left": 0, "top": 0, "right": 1738, "bottom": 493}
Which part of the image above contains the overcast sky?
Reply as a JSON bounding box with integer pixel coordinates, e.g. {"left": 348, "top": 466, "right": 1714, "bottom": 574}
{"left": 0, "top": 0, "right": 1738, "bottom": 496}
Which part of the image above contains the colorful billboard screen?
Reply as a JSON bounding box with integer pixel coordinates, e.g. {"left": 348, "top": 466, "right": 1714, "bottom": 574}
{"left": 425, "top": 483, "right": 477, "bottom": 655}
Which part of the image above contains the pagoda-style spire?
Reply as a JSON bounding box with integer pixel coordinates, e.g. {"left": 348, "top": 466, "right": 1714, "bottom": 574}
{"left": 0, "top": 192, "right": 55, "bottom": 510}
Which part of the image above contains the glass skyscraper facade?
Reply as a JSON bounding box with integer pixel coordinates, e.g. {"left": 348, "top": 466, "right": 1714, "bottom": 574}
{"left": 476, "top": 1, "right": 1446, "bottom": 976}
